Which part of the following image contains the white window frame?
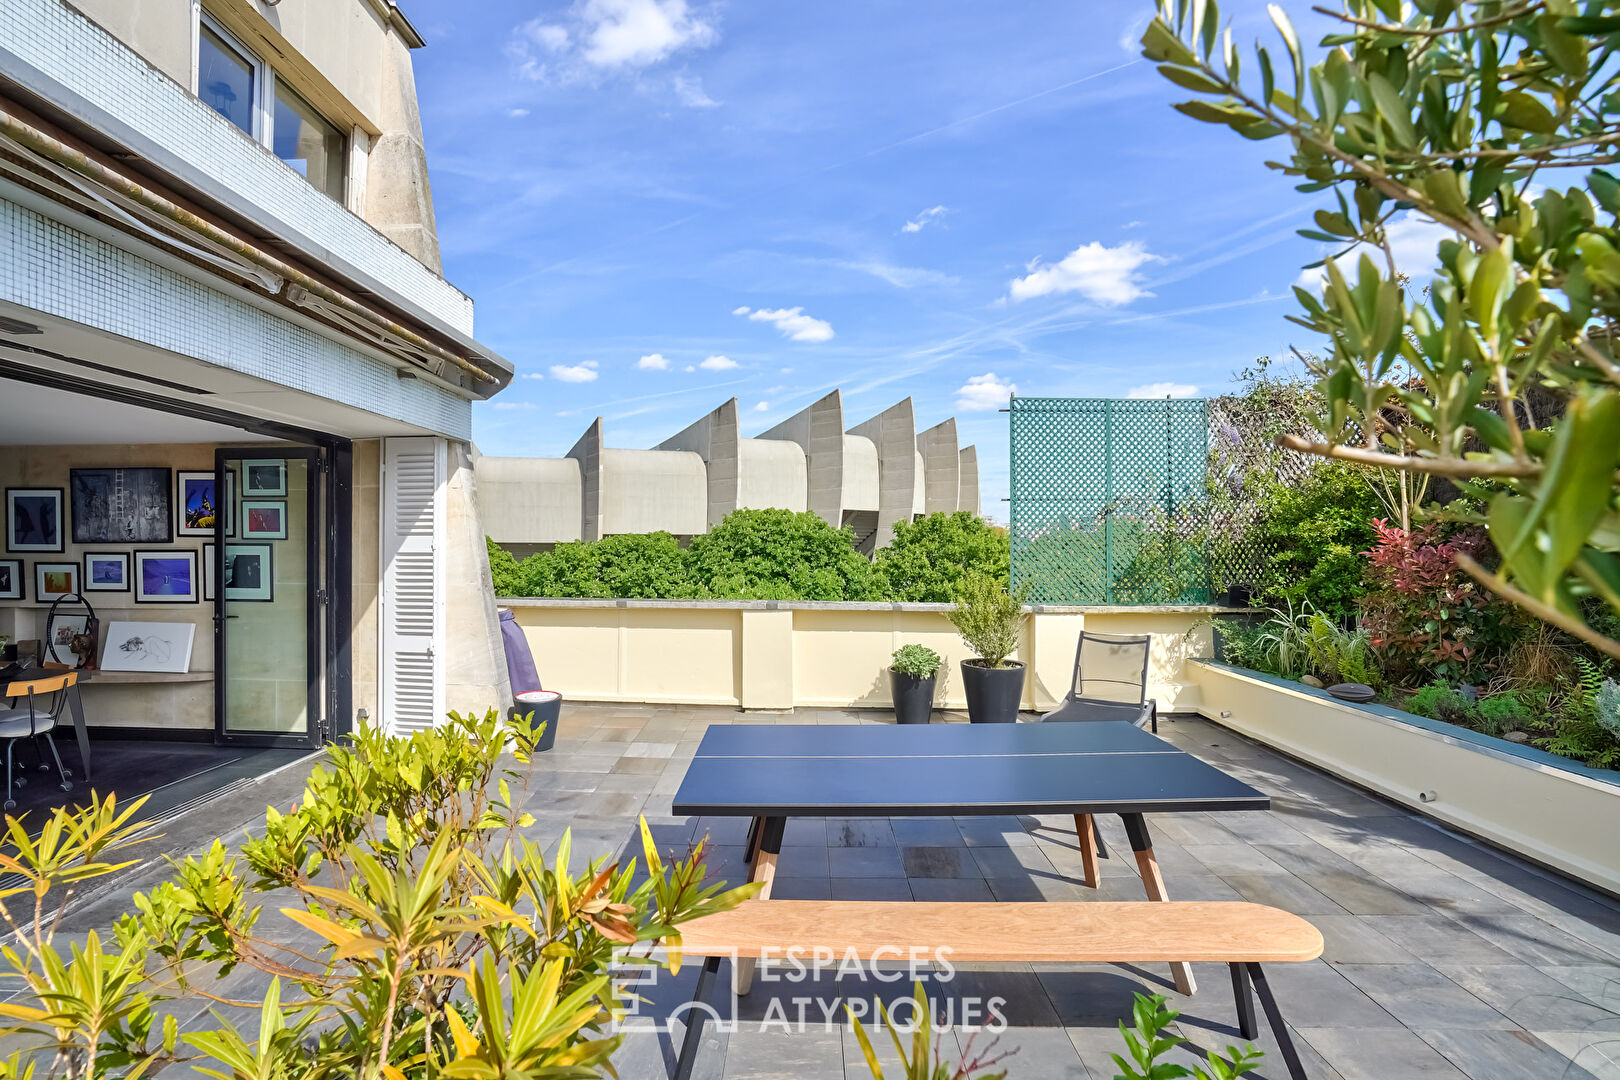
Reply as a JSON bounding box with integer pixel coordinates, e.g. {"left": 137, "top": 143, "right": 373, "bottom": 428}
{"left": 193, "top": 9, "right": 350, "bottom": 205}
{"left": 196, "top": 11, "right": 273, "bottom": 146}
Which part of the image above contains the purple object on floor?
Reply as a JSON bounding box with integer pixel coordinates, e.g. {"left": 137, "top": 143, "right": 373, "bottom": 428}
{"left": 498, "top": 608, "right": 560, "bottom": 751}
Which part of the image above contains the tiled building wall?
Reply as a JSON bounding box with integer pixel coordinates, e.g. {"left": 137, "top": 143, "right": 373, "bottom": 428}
{"left": 0, "top": 195, "right": 472, "bottom": 441}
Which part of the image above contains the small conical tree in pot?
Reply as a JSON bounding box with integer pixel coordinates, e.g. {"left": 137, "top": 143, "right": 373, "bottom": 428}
{"left": 949, "top": 575, "right": 1029, "bottom": 723}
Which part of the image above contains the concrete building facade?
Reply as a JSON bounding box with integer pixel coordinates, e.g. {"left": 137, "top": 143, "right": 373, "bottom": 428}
{"left": 0, "top": 0, "right": 511, "bottom": 752}
{"left": 476, "top": 390, "right": 983, "bottom": 556}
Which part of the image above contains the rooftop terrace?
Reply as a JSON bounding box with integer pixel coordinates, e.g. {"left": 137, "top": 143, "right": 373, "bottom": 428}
{"left": 47, "top": 703, "right": 1620, "bottom": 1080}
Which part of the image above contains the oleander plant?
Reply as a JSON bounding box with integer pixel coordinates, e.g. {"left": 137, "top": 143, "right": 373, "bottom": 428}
{"left": 0, "top": 710, "right": 757, "bottom": 1079}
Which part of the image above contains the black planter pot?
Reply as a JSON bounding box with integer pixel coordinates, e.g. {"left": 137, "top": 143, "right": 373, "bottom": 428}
{"left": 890, "top": 669, "right": 937, "bottom": 725}
{"left": 511, "top": 692, "right": 563, "bottom": 752}
{"left": 1223, "top": 583, "right": 1255, "bottom": 607}
{"left": 961, "top": 659, "right": 1025, "bottom": 723}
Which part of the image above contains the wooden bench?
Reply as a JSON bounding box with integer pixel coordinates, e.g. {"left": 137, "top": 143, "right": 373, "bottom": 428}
{"left": 668, "top": 899, "right": 1324, "bottom": 1080}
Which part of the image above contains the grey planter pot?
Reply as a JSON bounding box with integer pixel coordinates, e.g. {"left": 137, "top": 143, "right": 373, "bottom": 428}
{"left": 890, "top": 669, "right": 937, "bottom": 725}
{"left": 961, "top": 659, "right": 1025, "bottom": 723}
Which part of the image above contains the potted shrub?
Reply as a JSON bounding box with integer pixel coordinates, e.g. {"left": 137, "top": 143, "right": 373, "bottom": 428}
{"left": 948, "top": 575, "right": 1028, "bottom": 723}
{"left": 890, "top": 644, "right": 942, "bottom": 725}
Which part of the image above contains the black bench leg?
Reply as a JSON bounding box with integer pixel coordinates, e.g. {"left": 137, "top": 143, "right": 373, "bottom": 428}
{"left": 1229, "top": 963, "right": 1257, "bottom": 1040}
{"left": 1245, "top": 963, "right": 1308, "bottom": 1080}
{"left": 673, "top": 955, "right": 723, "bottom": 1080}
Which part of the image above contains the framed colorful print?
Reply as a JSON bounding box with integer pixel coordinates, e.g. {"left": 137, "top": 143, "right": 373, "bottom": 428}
{"left": 83, "top": 551, "right": 131, "bottom": 593}
{"left": 241, "top": 459, "right": 287, "bottom": 498}
{"left": 34, "top": 561, "right": 79, "bottom": 603}
{"left": 70, "top": 468, "right": 172, "bottom": 544}
{"left": 134, "top": 550, "right": 198, "bottom": 604}
{"left": 177, "top": 471, "right": 221, "bottom": 537}
{"left": 6, "top": 488, "right": 64, "bottom": 552}
{"left": 240, "top": 500, "right": 287, "bottom": 540}
{"left": 223, "top": 543, "right": 273, "bottom": 602}
{"left": 0, "top": 559, "right": 23, "bottom": 601}
{"left": 203, "top": 543, "right": 216, "bottom": 602}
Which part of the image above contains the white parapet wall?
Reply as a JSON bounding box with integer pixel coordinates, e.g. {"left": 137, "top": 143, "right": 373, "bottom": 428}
{"left": 1193, "top": 660, "right": 1620, "bottom": 897}
{"left": 504, "top": 600, "right": 1221, "bottom": 712}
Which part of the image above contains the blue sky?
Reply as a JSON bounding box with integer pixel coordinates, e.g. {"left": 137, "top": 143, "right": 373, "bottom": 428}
{"left": 409, "top": 0, "right": 1348, "bottom": 515}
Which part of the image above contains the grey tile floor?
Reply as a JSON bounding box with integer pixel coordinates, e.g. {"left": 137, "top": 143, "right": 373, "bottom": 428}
{"left": 529, "top": 704, "right": 1620, "bottom": 1080}
{"left": 45, "top": 704, "right": 1620, "bottom": 1079}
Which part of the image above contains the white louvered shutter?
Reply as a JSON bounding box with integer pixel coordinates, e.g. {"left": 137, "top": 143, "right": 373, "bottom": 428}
{"left": 380, "top": 437, "right": 445, "bottom": 735}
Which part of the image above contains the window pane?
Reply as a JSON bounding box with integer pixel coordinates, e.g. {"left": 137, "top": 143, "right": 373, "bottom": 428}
{"left": 273, "top": 84, "right": 346, "bottom": 201}
{"left": 198, "top": 25, "right": 255, "bottom": 135}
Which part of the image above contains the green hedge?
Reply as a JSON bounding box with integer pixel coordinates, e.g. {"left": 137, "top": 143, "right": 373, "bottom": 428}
{"left": 489, "top": 508, "right": 1010, "bottom": 602}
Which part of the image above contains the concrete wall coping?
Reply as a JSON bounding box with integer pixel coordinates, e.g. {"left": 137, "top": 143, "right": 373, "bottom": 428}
{"left": 1193, "top": 659, "right": 1620, "bottom": 793}
{"left": 500, "top": 598, "right": 1249, "bottom": 615}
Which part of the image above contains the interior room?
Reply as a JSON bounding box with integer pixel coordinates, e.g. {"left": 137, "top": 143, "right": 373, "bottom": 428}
{"left": 0, "top": 374, "right": 329, "bottom": 819}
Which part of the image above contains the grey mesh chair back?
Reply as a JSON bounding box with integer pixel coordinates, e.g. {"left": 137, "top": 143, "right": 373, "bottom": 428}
{"left": 1044, "top": 631, "right": 1157, "bottom": 730}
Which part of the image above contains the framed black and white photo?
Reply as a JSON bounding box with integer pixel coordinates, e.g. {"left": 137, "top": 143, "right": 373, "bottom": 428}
{"left": 0, "top": 559, "right": 23, "bottom": 601}
{"left": 34, "top": 561, "right": 79, "bottom": 603}
{"left": 83, "top": 551, "right": 131, "bottom": 593}
{"left": 177, "top": 471, "right": 221, "bottom": 537}
{"left": 240, "top": 500, "right": 287, "bottom": 540}
{"left": 223, "top": 542, "right": 273, "bottom": 602}
{"left": 6, "top": 488, "right": 63, "bottom": 552}
{"left": 134, "top": 550, "right": 198, "bottom": 604}
{"left": 70, "top": 468, "right": 172, "bottom": 544}
{"left": 203, "top": 543, "right": 216, "bottom": 601}
{"left": 46, "top": 614, "right": 87, "bottom": 666}
{"left": 241, "top": 459, "right": 287, "bottom": 497}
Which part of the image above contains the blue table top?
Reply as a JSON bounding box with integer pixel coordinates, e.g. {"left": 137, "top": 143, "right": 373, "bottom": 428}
{"left": 671, "top": 722, "right": 1269, "bottom": 817}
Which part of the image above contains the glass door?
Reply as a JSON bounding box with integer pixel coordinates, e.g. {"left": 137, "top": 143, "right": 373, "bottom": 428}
{"left": 214, "top": 447, "right": 323, "bottom": 747}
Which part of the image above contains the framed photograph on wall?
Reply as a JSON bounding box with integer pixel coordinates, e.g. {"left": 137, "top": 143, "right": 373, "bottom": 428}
{"left": 241, "top": 459, "right": 287, "bottom": 497}
{"left": 240, "top": 500, "right": 287, "bottom": 540}
{"left": 177, "top": 471, "right": 221, "bottom": 537}
{"left": 223, "top": 542, "right": 273, "bottom": 602}
{"left": 0, "top": 559, "right": 24, "bottom": 601}
{"left": 34, "top": 562, "right": 79, "bottom": 603}
{"left": 83, "top": 551, "right": 131, "bottom": 593}
{"left": 70, "top": 468, "right": 172, "bottom": 544}
{"left": 203, "top": 543, "right": 216, "bottom": 602}
{"left": 6, "top": 488, "right": 64, "bottom": 552}
{"left": 134, "top": 550, "right": 198, "bottom": 604}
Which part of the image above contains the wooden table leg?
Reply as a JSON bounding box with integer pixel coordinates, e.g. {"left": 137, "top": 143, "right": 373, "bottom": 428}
{"left": 1121, "top": 813, "right": 1195, "bottom": 995}
{"left": 1074, "top": 813, "right": 1100, "bottom": 888}
{"left": 734, "top": 815, "right": 783, "bottom": 994}
{"left": 65, "top": 684, "right": 91, "bottom": 782}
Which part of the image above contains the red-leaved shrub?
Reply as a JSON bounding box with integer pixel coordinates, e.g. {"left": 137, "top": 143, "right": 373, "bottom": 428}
{"left": 1359, "top": 519, "right": 1496, "bottom": 683}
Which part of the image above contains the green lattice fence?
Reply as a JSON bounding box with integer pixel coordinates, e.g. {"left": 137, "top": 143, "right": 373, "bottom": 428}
{"left": 1009, "top": 396, "right": 1275, "bottom": 605}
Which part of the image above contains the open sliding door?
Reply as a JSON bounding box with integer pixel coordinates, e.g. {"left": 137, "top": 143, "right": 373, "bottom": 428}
{"left": 379, "top": 437, "right": 445, "bottom": 735}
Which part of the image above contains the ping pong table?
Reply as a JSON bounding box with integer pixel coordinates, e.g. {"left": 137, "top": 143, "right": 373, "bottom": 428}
{"left": 672, "top": 720, "right": 1270, "bottom": 995}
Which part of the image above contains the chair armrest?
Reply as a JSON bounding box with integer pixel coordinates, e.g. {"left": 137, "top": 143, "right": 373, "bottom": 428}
{"left": 1143, "top": 698, "right": 1157, "bottom": 733}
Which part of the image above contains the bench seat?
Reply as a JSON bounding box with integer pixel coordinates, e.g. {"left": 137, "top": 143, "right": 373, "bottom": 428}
{"left": 669, "top": 899, "right": 1322, "bottom": 1080}
{"left": 678, "top": 899, "right": 1323, "bottom": 964}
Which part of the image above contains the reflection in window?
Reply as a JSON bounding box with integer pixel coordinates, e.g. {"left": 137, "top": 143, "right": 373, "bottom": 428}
{"left": 273, "top": 84, "right": 346, "bottom": 202}
{"left": 198, "top": 24, "right": 255, "bottom": 136}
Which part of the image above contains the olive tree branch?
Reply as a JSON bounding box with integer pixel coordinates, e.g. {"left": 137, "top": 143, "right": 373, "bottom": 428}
{"left": 1456, "top": 553, "right": 1620, "bottom": 661}
{"left": 1275, "top": 433, "right": 1542, "bottom": 477}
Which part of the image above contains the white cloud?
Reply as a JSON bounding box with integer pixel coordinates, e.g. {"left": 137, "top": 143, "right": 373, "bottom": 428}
{"left": 492, "top": 401, "right": 537, "bottom": 411}
{"left": 684, "top": 364, "right": 696, "bottom": 372}
{"left": 754, "top": 401, "right": 769, "bottom": 412}
{"left": 636, "top": 353, "right": 670, "bottom": 371}
{"left": 731, "top": 305, "right": 751, "bottom": 315}
{"left": 700, "top": 354, "right": 737, "bottom": 371}
{"left": 734, "top": 305, "right": 835, "bottom": 343}
{"left": 1294, "top": 211, "right": 1453, "bottom": 292}
{"left": 1008, "top": 240, "right": 1161, "bottom": 306}
{"left": 901, "top": 205, "right": 948, "bottom": 233}
{"left": 506, "top": 107, "right": 531, "bottom": 118}
{"left": 508, "top": 0, "right": 717, "bottom": 83}
{"left": 1127, "top": 382, "right": 1199, "bottom": 399}
{"left": 956, "top": 373, "right": 1016, "bottom": 412}
{"left": 672, "top": 73, "right": 719, "bottom": 107}
{"left": 520, "top": 371, "right": 545, "bottom": 381}
{"left": 549, "top": 361, "right": 599, "bottom": 382}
